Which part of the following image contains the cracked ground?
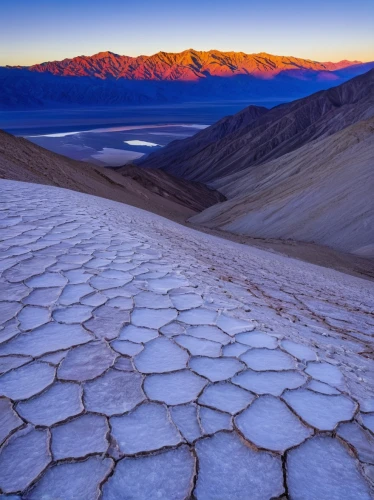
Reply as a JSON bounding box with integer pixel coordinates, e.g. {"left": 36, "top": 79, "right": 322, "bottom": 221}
{"left": 0, "top": 179, "right": 373, "bottom": 499}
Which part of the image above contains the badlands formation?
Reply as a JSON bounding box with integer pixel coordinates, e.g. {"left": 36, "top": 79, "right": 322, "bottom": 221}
{"left": 0, "top": 180, "right": 373, "bottom": 499}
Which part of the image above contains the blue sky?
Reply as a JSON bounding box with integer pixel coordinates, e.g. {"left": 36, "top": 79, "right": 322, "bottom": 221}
{"left": 1, "top": 0, "right": 374, "bottom": 65}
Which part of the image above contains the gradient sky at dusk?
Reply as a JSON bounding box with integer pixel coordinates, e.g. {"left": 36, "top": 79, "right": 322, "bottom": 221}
{"left": 1, "top": 0, "right": 374, "bottom": 66}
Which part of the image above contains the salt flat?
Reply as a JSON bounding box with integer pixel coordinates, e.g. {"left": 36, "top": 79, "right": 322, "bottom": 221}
{"left": 0, "top": 180, "right": 373, "bottom": 499}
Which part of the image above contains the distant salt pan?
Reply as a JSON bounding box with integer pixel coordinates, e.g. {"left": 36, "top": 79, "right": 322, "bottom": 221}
{"left": 124, "top": 140, "right": 160, "bottom": 147}
{"left": 179, "top": 124, "right": 209, "bottom": 129}
{"left": 91, "top": 148, "right": 144, "bottom": 166}
{"left": 29, "top": 123, "right": 209, "bottom": 139}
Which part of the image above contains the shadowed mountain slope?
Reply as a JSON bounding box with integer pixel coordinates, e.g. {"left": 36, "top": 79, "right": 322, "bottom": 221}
{"left": 139, "top": 104, "right": 269, "bottom": 174}
{"left": 191, "top": 118, "right": 374, "bottom": 255}
{"left": 140, "top": 69, "right": 374, "bottom": 183}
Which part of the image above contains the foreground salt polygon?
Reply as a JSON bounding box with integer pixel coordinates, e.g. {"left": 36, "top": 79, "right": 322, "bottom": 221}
{"left": 0, "top": 180, "right": 373, "bottom": 499}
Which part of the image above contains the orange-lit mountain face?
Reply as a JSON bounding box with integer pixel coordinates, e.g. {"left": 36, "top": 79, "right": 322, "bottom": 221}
{"left": 29, "top": 49, "right": 361, "bottom": 81}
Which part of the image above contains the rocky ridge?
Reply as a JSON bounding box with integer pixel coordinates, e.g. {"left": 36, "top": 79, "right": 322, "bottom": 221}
{"left": 28, "top": 49, "right": 363, "bottom": 81}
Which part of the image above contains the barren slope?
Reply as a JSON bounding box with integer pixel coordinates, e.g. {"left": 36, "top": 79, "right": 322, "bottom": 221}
{"left": 138, "top": 105, "right": 268, "bottom": 172}
{"left": 0, "top": 130, "right": 221, "bottom": 221}
{"left": 191, "top": 119, "right": 374, "bottom": 255}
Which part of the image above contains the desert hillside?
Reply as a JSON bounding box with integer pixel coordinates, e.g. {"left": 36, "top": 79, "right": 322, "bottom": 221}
{"left": 140, "top": 69, "right": 374, "bottom": 183}
{"left": 191, "top": 119, "right": 374, "bottom": 256}
{"left": 0, "top": 130, "right": 221, "bottom": 221}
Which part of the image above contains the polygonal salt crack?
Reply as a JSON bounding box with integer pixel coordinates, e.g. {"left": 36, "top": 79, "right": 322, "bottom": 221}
{"left": 119, "top": 325, "right": 158, "bottom": 343}
{"left": 59, "top": 284, "right": 94, "bottom": 306}
{"left": 131, "top": 308, "right": 178, "bottom": 329}
{"left": 102, "top": 446, "right": 195, "bottom": 500}
{"left": 307, "top": 380, "right": 341, "bottom": 395}
{"left": 53, "top": 305, "right": 93, "bottom": 324}
{"left": 110, "top": 340, "right": 144, "bottom": 356}
{"left": 0, "top": 397, "right": 23, "bottom": 445}
{"left": 240, "top": 348, "right": 296, "bottom": 371}
{"left": 58, "top": 342, "right": 117, "bottom": 381}
{"left": 0, "top": 302, "right": 22, "bottom": 326}
{"left": 232, "top": 370, "right": 307, "bottom": 396}
{"left": 287, "top": 436, "right": 372, "bottom": 500}
{"left": 171, "top": 293, "right": 203, "bottom": 310}
{"left": 23, "top": 287, "right": 62, "bottom": 307}
{"left": 84, "top": 369, "right": 145, "bottom": 416}
{"left": 186, "top": 325, "right": 231, "bottom": 345}
{"left": 178, "top": 308, "right": 217, "bottom": 326}
{"left": 281, "top": 339, "right": 317, "bottom": 361}
{"left": 84, "top": 305, "right": 130, "bottom": 340}
{"left": 0, "top": 323, "right": 91, "bottom": 357}
{"left": 170, "top": 404, "right": 202, "bottom": 442}
{"left": 216, "top": 314, "right": 255, "bottom": 335}
{"left": 110, "top": 402, "right": 182, "bottom": 454}
{"left": 361, "top": 414, "right": 374, "bottom": 434}
{"left": 222, "top": 343, "right": 249, "bottom": 357}
{"left": 134, "top": 337, "right": 188, "bottom": 373}
{"left": 235, "top": 331, "right": 278, "bottom": 349}
{"left": 305, "top": 362, "right": 345, "bottom": 389}
{"left": 0, "top": 355, "right": 32, "bottom": 374}
{"left": 0, "top": 427, "right": 51, "bottom": 494}
{"left": 17, "top": 306, "right": 50, "bottom": 331}
{"left": 26, "top": 272, "right": 67, "bottom": 288}
{"left": 16, "top": 382, "right": 83, "bottom": 426}
{"left": 27, "top": 456, "right": 114, "bottom": 500}
{"left": 90, "top": 275, "right": 132, "bottom": 291}
{"left": 134, "top": 291, "right": 173, "bottom": 309}
{"left": 144, "top": 370, "right": 207, "bottom": 405}
{"left": 160, "top": 322, "right": 186, "bottom": 337}
{"left": 235, "top": 395, "right": 313, "bottom": 452}
{"left": 106, "top": 296, "right": 133, "bottom": 309}
{"left": 175, "top": 335, "right": 222, "bottom": 357}
{"left": 337, "top": 421, "right": 374, "bottom": 464}
{"left": 4, "top": 257, "right": 56, "bottom": 283}
{"left": 194, "top": 432, "right": 284, "bottom": 500}
{"left": 199, "top": 407, "right": 232, "bottom": 434}
{"left": 0, "top": 361, "right": 55, "bottom": 400}
{"left": 51, "top": 414, "right": 109, "bottom": 460}
{"left": 189, "top": 356, "right": 245, "bottom": 382}
{"left": 199, "top": 382, "right": 255, "bottom": 414}
{"left": 147, "top": 276, "right": 189, "bottom": 293}
{"left": 283, "top": 389, "right": 356, "bottom": 430}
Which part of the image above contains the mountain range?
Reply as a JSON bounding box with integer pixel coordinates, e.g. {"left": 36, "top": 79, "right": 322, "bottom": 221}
{"left": 27, "top": 50, "right": 362, "bottom": 80}
{"left": 140, "top": 69, "right": 374, "bottom": 256}
{"left": 1, "top": 49, "right": 373, "bottom": 109}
